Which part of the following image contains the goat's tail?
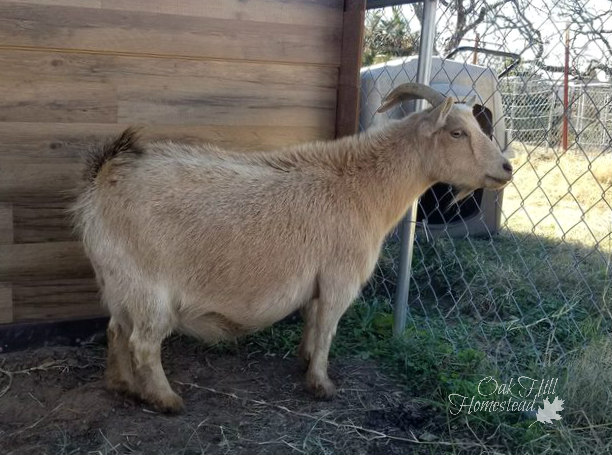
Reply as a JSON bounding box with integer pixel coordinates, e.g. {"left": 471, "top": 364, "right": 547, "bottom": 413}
{"left": 83, "top": 127, "right": 144, "bottom": 182}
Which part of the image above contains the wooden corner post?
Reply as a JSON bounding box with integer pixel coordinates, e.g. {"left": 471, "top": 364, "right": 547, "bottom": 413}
{"left": 335, "top": 0, "right": 366, "bottom": 138}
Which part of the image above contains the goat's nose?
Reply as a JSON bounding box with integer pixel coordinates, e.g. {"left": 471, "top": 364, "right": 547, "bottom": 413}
{"left": 503, "top": 162, "right": 513, "bottom": 173}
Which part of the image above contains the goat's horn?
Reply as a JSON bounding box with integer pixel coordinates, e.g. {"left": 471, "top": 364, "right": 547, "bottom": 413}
{"left": 376, "top": 83, "right": 447, "bottom": 113}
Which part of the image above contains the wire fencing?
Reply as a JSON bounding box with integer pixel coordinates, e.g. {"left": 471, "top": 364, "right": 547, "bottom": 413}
{"left": 360, "top": 0, "right": 612, "bottom": 377}
{"left": 500, "top": 77, "right": 612, "bottom": 149}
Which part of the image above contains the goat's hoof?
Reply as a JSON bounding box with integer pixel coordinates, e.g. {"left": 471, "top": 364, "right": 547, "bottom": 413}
{"left": 306, "top": 376, "right": 337, "bottom": 400}
{"left": 149, "top": 391, "right": 185, "bottom": 414}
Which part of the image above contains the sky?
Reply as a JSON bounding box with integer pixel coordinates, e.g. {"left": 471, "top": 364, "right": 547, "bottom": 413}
{"left": 389, "top": 0, "right": 612, "bottom": 81}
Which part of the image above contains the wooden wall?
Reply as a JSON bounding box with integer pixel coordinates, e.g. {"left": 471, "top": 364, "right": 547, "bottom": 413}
{"left": 0, "top": 0, "right": 365, "bottom": 325}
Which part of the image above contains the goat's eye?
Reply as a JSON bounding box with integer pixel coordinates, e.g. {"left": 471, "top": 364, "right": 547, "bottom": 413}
{"left": 450, "top": 130, "right": 465, "bottom": 138}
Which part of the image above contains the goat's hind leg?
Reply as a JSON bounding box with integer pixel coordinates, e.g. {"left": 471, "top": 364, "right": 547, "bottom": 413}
{"left": 106, "top": 316, "right": 135, "bottom": 395}
{"left": 129, "top": 324, "right": 183, "bottom": 413}
{"left": 125, "top": 286, "right": 183, "bottom": 413}
{"left": 99, "top": 276, "right": 136, "bottom": 395}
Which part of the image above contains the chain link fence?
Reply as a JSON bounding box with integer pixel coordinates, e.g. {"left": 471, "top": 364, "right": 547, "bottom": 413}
{"left": 360, "top": 0, "right": 612, "bottom": 378}
{"left": 500, "top": 77, "right": 612, "bottom": 149}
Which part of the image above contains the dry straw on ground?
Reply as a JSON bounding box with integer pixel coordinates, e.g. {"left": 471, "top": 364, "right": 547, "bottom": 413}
{"left": 504, "top": 144, "right": 612, "bottom": 252}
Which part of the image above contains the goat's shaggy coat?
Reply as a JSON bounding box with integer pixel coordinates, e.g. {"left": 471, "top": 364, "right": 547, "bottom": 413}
{"left": 72, "top": 92, "right": 512, "bottom": 413}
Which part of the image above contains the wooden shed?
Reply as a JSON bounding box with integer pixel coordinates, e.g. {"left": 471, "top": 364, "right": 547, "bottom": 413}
{"left": 0, "top": 0, "right": 365, "bottom": 338}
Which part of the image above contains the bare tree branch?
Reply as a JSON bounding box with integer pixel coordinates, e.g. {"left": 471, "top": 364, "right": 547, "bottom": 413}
{"left": 365, "top": 0, "right": 612, "bottom": 80}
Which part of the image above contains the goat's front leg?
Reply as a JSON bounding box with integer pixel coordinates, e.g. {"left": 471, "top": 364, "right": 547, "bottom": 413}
{"left": 298, "top": 298, "right": 319, "bottom": 368}
{"left": 304, "top": 286, "right": 357, "bottom": 399}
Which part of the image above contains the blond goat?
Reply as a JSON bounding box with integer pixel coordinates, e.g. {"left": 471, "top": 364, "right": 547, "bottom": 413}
{"left": 72, "top": 83, "right": 513, "bottom": 413}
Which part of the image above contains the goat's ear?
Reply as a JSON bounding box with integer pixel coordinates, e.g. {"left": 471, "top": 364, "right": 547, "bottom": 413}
{"left": 463, "top": 95, "right": 476, "bottom": 107}
{"left": 427, "top": 97, "right": 454, "bottom": 132}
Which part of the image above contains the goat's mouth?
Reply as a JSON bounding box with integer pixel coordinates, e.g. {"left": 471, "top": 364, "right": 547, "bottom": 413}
{"left": 484, "top": 174, "right": 512, "bottom": 188}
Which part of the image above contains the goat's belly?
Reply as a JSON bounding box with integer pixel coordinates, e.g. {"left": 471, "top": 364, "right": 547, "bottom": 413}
{"left": 177, "top": 282, "right": 314, "bottom": 342}
{"left": 178, "top": 311, "right": 256, "bottom": 342}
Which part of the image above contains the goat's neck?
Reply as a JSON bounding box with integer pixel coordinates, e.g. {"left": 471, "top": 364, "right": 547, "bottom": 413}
{"left": 341, "top": 122, "right": 435, "bottom": 235}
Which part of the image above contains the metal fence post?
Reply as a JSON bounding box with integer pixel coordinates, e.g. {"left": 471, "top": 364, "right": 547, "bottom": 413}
{"left": 392, "top": 0, "right": 438, "bottom": 337}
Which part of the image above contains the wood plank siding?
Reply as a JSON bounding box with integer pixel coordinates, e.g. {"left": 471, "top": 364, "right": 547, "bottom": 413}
{"left": 0, "top": 0, "right": 365, "bottom": 325}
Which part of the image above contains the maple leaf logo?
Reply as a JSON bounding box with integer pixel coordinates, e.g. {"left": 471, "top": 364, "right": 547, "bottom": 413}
{"left": 536, "top": 397, "right": 564, "bottom": 424}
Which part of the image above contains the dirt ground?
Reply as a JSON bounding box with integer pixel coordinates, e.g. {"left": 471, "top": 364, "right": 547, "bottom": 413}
{"left": 0, "top": 335, "right": 442, "bottom": 455}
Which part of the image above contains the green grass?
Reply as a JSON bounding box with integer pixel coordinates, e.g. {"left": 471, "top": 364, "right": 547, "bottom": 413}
{"left": 224, "top": 225, "right": 612, "bottom": 454}
{"left": 410, "top": 232, "right": 611, "bottom": 364}
{"left": 234, "top": 296, "right": 610, "bottom": 454}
